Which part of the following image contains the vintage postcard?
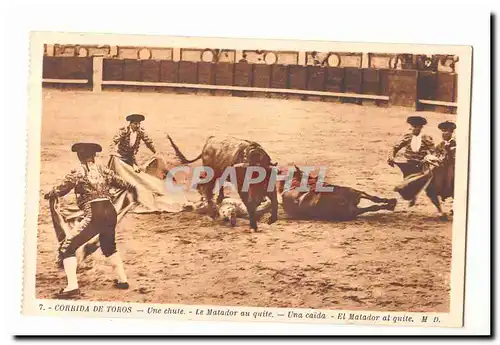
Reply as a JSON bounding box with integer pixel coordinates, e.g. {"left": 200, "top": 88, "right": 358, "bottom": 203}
{"left": 22, "top": 31, "right": 473, "bottom": 329}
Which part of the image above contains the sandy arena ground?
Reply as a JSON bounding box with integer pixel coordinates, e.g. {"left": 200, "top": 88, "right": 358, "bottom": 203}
{"left": 35, "top": 89, "right": 456, "bottom": 312}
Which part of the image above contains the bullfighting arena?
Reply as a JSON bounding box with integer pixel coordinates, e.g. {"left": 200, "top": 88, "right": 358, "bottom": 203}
{"left": 36, "top": 89, "right": 455, "bottom": 312}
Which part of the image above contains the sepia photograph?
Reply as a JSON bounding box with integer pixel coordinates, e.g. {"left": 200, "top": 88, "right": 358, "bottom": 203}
{"left": 21, "top": 31, "right": 473, "bottom": 328}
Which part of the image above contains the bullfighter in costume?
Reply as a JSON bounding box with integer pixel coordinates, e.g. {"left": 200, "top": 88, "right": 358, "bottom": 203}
{"left": 110, "top": 114, "right": 157, "bottom": 173}
{"left": 436, "top": 120, "right": 457, "bottom": 162}
{"left": 433, "top": 120, "right": 457, "bottom": 202}
{"left": 387, "top": 115, "right": 436, "bottom": 206}
{"left": 44, "top": 143, "right": 138, "bottom": 299}
{"left": 107, "top": 114, "right": 191, "bottom": 214}
{"left": 391, "top": 120, "right": 457, "bottom": 218}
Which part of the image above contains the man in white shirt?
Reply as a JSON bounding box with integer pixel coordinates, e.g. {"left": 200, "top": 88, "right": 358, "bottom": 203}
{"left": 387, "top": 115, "right": 436, "bottom": 207}
{"left": 387, "top": 115, "right": 436, "bottom": 176}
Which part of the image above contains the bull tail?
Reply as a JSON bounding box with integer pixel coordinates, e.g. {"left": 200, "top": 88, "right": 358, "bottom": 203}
{"left": 166, "top": 135, "right": 202, "bottom": 164}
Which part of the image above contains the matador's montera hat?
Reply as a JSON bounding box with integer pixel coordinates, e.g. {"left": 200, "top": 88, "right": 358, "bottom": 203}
{"left": 126, "top": 114, "right": 145, "bottom": 122}
{"left": 407, "top": 115, "right": 427, "bottom": 127}
{"left": 438, "top": 121, "right": 456, "bottom": 132}
{"left": 71, "top": 142, "right": 103, "bottom": 153}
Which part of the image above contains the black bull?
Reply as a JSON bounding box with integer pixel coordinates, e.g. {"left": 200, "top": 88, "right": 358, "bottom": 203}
{"left": 393, "top": 156, "right": 455, "bottom": 219}
{"left": 167, "top": 135, "right": 279, "bottom": 231}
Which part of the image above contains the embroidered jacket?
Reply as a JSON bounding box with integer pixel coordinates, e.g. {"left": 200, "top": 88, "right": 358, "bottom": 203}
{"left": 388, "top": 133, "right": 435, "bottom": 162}
{"left": 436, "top": 139, "right": 456, "bottom": 162}
{"left": 47, "top": 163, "right": 135, "bottom": 209}
{"left": 111, "top": 126, "right": 156, "bottom": 165}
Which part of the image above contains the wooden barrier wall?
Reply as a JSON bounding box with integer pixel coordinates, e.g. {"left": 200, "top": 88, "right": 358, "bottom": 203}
{"left": 42, "top": 56, "right": 458, "bottom": 113}
{"left": 42, "top": 56, "right": 93, "bottom": 89}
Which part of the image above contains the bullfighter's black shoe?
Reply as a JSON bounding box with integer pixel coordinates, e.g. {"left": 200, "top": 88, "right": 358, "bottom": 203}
{"left": 55, "top": 288, "right": 81, "bottom": 299}
{"left": 114, "top": 280, "right": 130, "bottom": 290}
{"left": 388, "top": 199, "right": 398, "bottom": 211}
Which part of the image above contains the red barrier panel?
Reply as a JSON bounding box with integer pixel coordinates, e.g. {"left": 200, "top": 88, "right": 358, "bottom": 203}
{"left": 324, "top": 67, "right": 344, "bottom": 92}
{"left": 436, "top": 73, "right": 455, "bottom": 102}
{"left": 123, "top": 59, "right": 141, "bottom": 81}
{"left": 197, "top": 62, "right": 214, "bottom": 84}
{"left": 43, "top": 56, "right": 61, "bottom": 79}
{"left": 344, "top": 67, "right": 362, "bottom": 94}
{"left": 416, "top": 71, "right": 438, "bottom": 111}
{"left": 253, "top": 65, "right": 271, "bottom": 88}
{"left": 43, "top": 56, "right": 93, "bottom": 80}
{"left": 141, "top": 60, "right": 160, "bottom": 82}
{"left": 214, "top": 62, "right": 234, "bottom": 86}
{"left": 270, "top": 65, "right": 288, "bottom": 88}
{"left": 61, "top": 57, "right": 92, "bottom": 80}
{"left": 160, "top": 61, "right": 178, "bottom": 82}
{"left": 178, "top": 61, "right": 198, "bottom": 84}
{"left": 386, "top": 70, "right": 418, "bottom": 107}
{"left": 417, "top": 71, "right": 437, "bottom": 101}
{"left": 378, "top": 69, "right": 390, "bottom": 96}
{"left": 252, "top": 65, "right": 271, "bottom": 98}
{"left": 307, "top": 66, "right": 325, "bottom": 91}
{"left": 233, "top": 63, "right": 253, "bottom": 97}
{"left": 361, "top": 69, "right": 379, "bottom": 95}
{"left": 453, "top": 74, "right": 458, "bottom": 102}
{"left": 102, "top": 59, "right": 124, "bottom": 81}
{"left": 234, "top": 63, "right": 252, "bottom": 87}
{"left": 288, "top": 65, "right": 307, "bottom": 90}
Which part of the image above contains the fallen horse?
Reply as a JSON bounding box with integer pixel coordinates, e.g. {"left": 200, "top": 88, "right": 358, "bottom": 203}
{"left": 277, "top": 166, "right": 397, "bottom": 220}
